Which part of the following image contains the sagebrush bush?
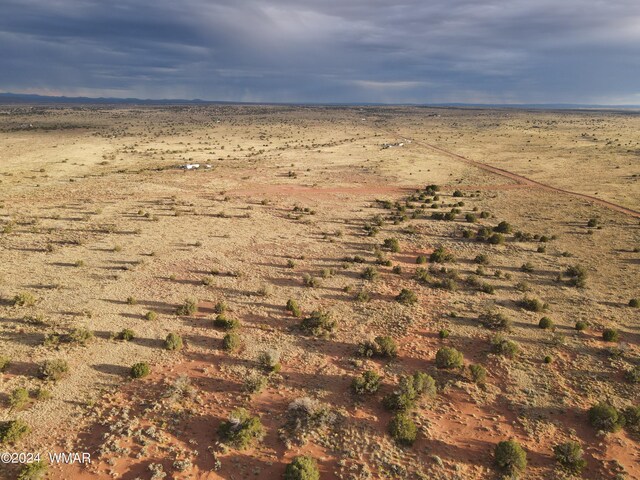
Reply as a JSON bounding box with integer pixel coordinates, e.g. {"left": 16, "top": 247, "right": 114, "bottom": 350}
{"left": 302, "top": 273, "right": 321, "bottom": 288}
{"left": 602, "top": 328, "right": 620, "bottom": 342}
{"left": 214, "top": 300, "right": 227, "bottom": 314}
{"left": 165, "top": 333, "right": 183, "bottom": 351}
{"left": 38, "top": 359, "right": 68, "bottom": 381}
{"left": 395, "top": 288, "right": 418, "bottom": 306}
{"left": 144, "top": 311, "right": 158, "bottom": 321}
{"left": 491, "top": 335, "right": 519, "bottom": 358}
{"left": 352, "top": 370, "right": 381, "bottom": 395}
{"left": 12, "top": 292, "right": 36, "bottom": 307}
{"left": 438, "top": 329, "right": 450, "bottom": 339}
{"left": 469, "top": 364, "right": 487, "bottom": 384}
{"left": 258, "top": 349, "right": 281, "bottom": 372}
{"left": 519, "top": 296, "right": 547, "bottom": 312}
{"left": 218, "top": 408, "right": 264, "bottom": 449}
{"left": 553, "top": 441, "right": 586, "bottom": 474}
{"left": 623, "top": 405, "right": 640, "bottom": 435}
{"left": 9, "top": 388, "right": 29, "bottom": 410}
{"left": 243, "top": 371, "right": 268, "bottom": 394}
{"left": 222, "top": 332, "right": 241, "bottom": 352}
{"left": 564, "top": 264, "right": 587, "bottom": 287}
{"left": 284, "top": 455, "right": 320, "bottom": 480}
{"left": 176, "top": 298, "right": 198, "bottom": 316}
{"left": 300, "top": 310, "right": 336, "bottom": 336}
{"left": 389, "top": 412, "right": 417, "bottom": 446}
{"left": 435, "top": 347, "right": 463, "bottom": 369}
{"left": 17, "top": 460, "right": 47, "bottom": 480}
{"left": 0, "top": 419, "right": 30, "bottom": 444}
{"left": 625, "top": 366, "right": 640, "bottom": 384}
{"left": 286, "top": 299, "right": 302, "bottom": 317}
{"left": 588, "top": 402, "right": 623, "bottom": 432}
{"left": 0, "top": 355, "right": 11, "bottom": 372}
{"left": 575, "top": 320, "right": 587, "bottom": 331}
{"left": 131, "top": 362, "right": 150, "bottom": 378}
{"left": 117, "top": 328, "right": 135, "bottom": 341}
{"left": 361, "top": 266, "right": 379, "bottom": 281}
{"left": 383, "top": 237, "right": 400, "bottom": 252}
{"left": 495, "top": 440, "right": 527, "bottom": 476}
{"left": 629, "top": 298, "right": 639, "bottom": 308}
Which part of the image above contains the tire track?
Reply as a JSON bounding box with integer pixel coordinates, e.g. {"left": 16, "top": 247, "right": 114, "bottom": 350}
{"left": 383, "top": 129, "right": 640, "bottom": 219}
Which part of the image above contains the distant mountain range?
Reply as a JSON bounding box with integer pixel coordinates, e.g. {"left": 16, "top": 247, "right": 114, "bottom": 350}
{"left": 1, "top": 92, "right": 639, "bottom": 110}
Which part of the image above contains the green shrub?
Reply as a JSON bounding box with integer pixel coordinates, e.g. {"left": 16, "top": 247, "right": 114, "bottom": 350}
{"left": 564, "top": 265, "right": 587, "bottom": 287}
{"left": 495, "top": 440, "right": 527, "bottom": 475}
{"left": 12, "top": 292, "right": 36, "bottom": 307}
{"left": 389, "top": 413, "right": 417, "bottom": 446}
{"left": 575, "top": 321, "right": 587, "bottom": 331}
{"left": 544, "top": 355, "right": 553, "bottom": 364}
{"left": 214, "top": 300, "right": 227, "bottom": 314}
{"left": 416, "top": 255, "right": 427, "bottom": 264}
{"left": 487, "top": 233, "right": 504, "bottom": 244}
{"left": 520, "top": 262, "right": 534, "bottom": 273}
{"left": 352, "top": 370, "right": 381, "bottom": 395}
{"left": 629, "top": 298, "right": 639, "bottom": 308}
{"left": 465, "top": 213, "right": 477, "bottom": 223}
{"left": 602, "top": 328, "right": 620, "bottom": 342}
{"left": 538, "top": 317, "right": 554, "bottom": 330}
{"left": 587, "top": 218, "right": 598, "bottom": 228}
{"left": 17, "top": 460, "right": 47, "bottom": 480}
{"left": 588, "top": 402, "right": 623, "bottom": 432}
{"left": 34, "top": 388, "right": 50, "bottom": 401}
{"left": 126, "top": 296, "right": 137, "bottom": 305}
{"left": 38, "top": 359, "right": 69, "bottom": 381}
{"left": 9, "top": 388, "right": 29, "bottom": 410}
{"left": 479, "top": 311, "right": 512, "bottom": 331}
{"left": 165, "top": 333, "right": 183, "bottom": 351}
{"left": 218, "top": 408, "right": 264, "bottom": 449}
{"left": 494, "top": 221, "right": 513, "bottom": 234}
{"left": 144, "top": 311, "right": 158, "bottom": 321}
{"left": 302, "top": 273, "right": 321, "bottom": 288}
{"left": 491, "top": 335, "right": 519, "bottom": 358}
{"left": 300, "top": 310, "right": 336, "bottom": 336}
{"left": 258, "top": 349, "right": 281, "bottom": 372}
{"left": 395, "top": 288, "right": 418, "bottom": 306}
{"left": 117, "top": 328, "right": 135, "bottom": 341}
{"left": 438, "top": 329, "right": 450, "bottom": 339}
{"left": 0, "top": 419, "right": 30, "bottom": 444}
{"left": 357, "top": 336, "right": 397, "bottom": 358}
{"left": 131, "top": 362, "right": 150, "bottom": 378}
{"left": 469, "top": 364, "right": 487, "bottom": 384}
{"left": 553, "top": 441, "right": 586, "bottom": 474}
{"left": 0, "top": 355, "right": 10, "bottom": 372}
{"left": 176, "top": 298, "right": 198, "bottom": 316}
{"left": 474, "top": 254, "right": 490, "bottom": 265}
{"left": 623, "top": 405, "right": 640, "bottom": 435}
{"left": 625, "top": 366, "right": 640, "bottom": 384}
{"left": 222, "top": 332, "right": 241, "bottom": 352}
{"left": 519, "top": 296, "right": 547, "bottom": 312}
{"left": 214, "top": 314, "right": 240, "bottom": 330}
{"left": 392, "top": 265, "right": 402, "bottom": 274}
{"left": 435, "top": 347, "right": 463, "bottom": 369}
{"left": 285, "top": 299, "right": 302, "bottom": 317}
{"left": 361, "top": 266, "right": 379, "bottom": 281}
{"left": 284, "top": 455, "right": 320, "bottom": 480}
{"left": 430, "top": 246, "right": 454, "bottom": 263}
{"left": 383, "top": 238, "right": 400, "bottom": 252}
{"left": 383, "top": 372, "right": 435, "bottom": 411}
{"left": 243, "top": 371, "right": 268, "bottom": 394}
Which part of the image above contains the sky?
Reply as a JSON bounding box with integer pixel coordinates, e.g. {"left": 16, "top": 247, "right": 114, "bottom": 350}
{"left": 1, "top": 0, "right": 639, "bottom": 104}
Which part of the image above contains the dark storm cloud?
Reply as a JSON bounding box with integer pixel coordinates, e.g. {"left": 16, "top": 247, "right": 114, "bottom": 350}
{"left": 1, "top": 0, "right": 639, "bottom": 103}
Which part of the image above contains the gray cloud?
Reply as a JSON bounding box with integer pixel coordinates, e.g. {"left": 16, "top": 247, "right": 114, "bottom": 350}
{"left": 0, "top": 0, "right": 639, "bottom": 103}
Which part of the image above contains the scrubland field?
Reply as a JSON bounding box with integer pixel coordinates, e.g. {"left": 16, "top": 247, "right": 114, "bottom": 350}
{"left": 0, "top": 105, "right": 638, "bottom": 480}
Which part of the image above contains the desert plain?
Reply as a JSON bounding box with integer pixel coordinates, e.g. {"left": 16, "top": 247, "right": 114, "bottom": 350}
{"left": 0, "top": 104, "right": 638, "bottom": 479}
